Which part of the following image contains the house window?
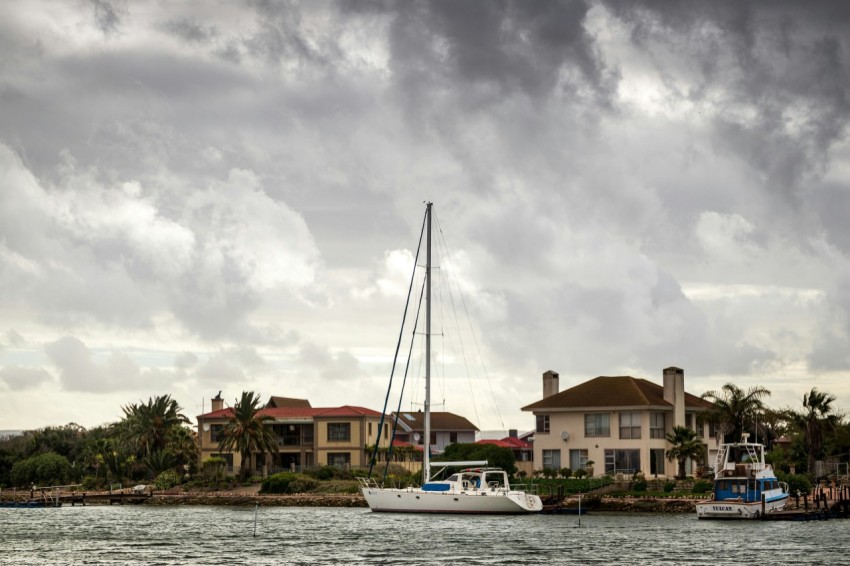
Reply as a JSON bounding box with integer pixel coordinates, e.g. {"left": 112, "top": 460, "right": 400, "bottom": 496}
{"left": 210, "top": 424, "right": 225, "bottom": 442}
{"left": 450, "top": 432, "right": 458, "bottom": 444}
{"left": 384, "top": 423, "right": 388, "bottom": 439}
{"left": 585, "top": 413, "right": 610, "bottom": 437}
{"left": 536, "top": 414, "right": 550, "bottom": 434}
{"left": 619, "top": 412, "right": 641, "bottom": 439}
{"left": 368, "top": 422, "right": 372, "bottom": 436}
{"left": 327, "top": 423, "right": 351, "bottom": 442}
{"left": 650, "top": 413, "right": 665, "bottom": 439}
{"left": 327, "top": 452, "right": 351, "bottom": 469}
{"left": 604, "top": 449, "right": 640, "bottom": 474}
{"left": 542, "top": 449, "right": 561, "bottom": 470}
{"left": 650, "top": 448, "right": 665, "bottom": 476}
{"left": 569, "top": 449, "right": 588, "bottom": 470}
{"left": 430, "top": 432, "right": 437, "bottom": 446}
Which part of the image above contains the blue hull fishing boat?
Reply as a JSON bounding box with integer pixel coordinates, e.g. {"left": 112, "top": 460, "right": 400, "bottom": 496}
{"left": 696, "top": 434, "right": 789, "bottom": 519}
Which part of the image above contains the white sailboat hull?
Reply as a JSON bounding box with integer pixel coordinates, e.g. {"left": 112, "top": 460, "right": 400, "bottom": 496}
{"left": 361, "top": 486, "right": 543, "bottom": 514}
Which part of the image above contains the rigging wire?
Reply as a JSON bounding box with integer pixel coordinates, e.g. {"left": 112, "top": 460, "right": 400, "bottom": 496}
{"left": 367, "top": 208, "right": 427, "bottom": 479}
{"left": 382, "top": 277, "right": 426, "bottom": 484}
{"left": 433, "top": 209, "right": 506, "bottom": 431}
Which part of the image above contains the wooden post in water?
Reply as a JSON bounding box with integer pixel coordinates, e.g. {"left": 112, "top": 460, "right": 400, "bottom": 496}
{"left": 761, "top": 494, "right": 766, "bottom": 519}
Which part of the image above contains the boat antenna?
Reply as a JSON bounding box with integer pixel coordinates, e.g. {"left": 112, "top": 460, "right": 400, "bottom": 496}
{"left": 366, "top": 206, "right": 427, "bottom": 479}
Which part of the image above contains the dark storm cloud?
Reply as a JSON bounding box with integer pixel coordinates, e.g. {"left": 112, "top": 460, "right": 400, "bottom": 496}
{"left": 160, "top": 18, "right": 218, "bottom": 44}
{"left": 91, "top": 0, "right": 123, "bottom": 35}
{"left": 604, "top": 0, "right": 850, "bottom": 206}
{"left": 384, "top": 0, "right": 616, "bottom": 106}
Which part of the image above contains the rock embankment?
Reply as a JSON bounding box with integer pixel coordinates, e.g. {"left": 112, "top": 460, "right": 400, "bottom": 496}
{"left": 148, "top": 492, "right": 367, "bottom": 507}
{"left": 595, "top": 498, "right": 697, "bottom": 513}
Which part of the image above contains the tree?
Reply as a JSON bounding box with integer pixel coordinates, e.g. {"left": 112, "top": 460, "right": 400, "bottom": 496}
{"left": 701, "top": 383, "right": 771, "bottom": 442}
{"left": 665, "top": 426, "right": 704, "bottom": 480}
{"left": 218, "top": 391, "right": 278, "bottom": 481}
{"left": 120, "top": 394, "right": 190, "bottom": 456}
{"left": 793, "top": 388, "right": 838, "bottom": 475}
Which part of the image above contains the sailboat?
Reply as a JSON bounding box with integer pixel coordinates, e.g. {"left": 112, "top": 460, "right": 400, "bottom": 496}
{"left": 358, "top": 202, "right": 542, "bottom": 514}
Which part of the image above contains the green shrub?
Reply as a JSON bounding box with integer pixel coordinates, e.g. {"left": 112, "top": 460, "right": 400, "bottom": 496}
{"left": 304, "top": 466, "right": 336, "bottom": 481}
{"left": 154, "top": 470, "right": 182, "bottom": 490}
{"left": 261, "top": 472, "right": 320, "bottom": 494}
{"left": 10, "top": 452, "right": 71, "bottom": 487}
{"left": 632, "top": 480, "right": 648, "bottom": 492}
{"left": 776, "top": 472, "right": 812, "bottom": 497}
{"left": 559, "top": 468, "right": 573, "bottom": 479}
{"left": 573, "top": 469, "right": 588, "bottom": 479}
{"left": 663, "top": 482, "right": 675, "bottom": 493}
{"left": 691, "top": 480, "right": 712, "bottom": 494}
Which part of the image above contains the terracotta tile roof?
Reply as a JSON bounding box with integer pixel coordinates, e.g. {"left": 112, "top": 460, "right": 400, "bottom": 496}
{"left": 477, "top": 437, "right": 532, "bottom": 450}
{"left": 197, "top": 405, "right": 383, "bottom": 420}
{"left": 314, "top": 405, "right": 383, "bottom": 418}
{"left": 267, "top": 396, "right": 311, "bottom": 408}
{"left": 521, "top": 375, "right": 713, "bottom": 411}
{"left": 392, "top": 439, "right": 424, "bottom": 451}
{"left": 393, "top": 411, "right": 479, "bottom": 432}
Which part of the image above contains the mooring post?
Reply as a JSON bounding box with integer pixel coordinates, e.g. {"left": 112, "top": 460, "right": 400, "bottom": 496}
{"left": 761, "top": 494, "right": 766, "bottom": 519}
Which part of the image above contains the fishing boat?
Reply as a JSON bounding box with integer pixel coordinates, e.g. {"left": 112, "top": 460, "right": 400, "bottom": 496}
{"left": 358, "top": 203, "right": 542, "bottom": 514}
{"left": 695, "top": 434, "right": 789, "bottom": 520}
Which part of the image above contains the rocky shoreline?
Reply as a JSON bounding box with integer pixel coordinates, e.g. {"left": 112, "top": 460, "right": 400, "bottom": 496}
{"left": 146, "top": 491, "right": 700, "bottom": 512}
{"left": 147, "top": 492, "right": 368, "bottom": 507}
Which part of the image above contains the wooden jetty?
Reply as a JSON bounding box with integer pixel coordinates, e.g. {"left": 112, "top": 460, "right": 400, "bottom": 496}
{"left": 0, "top": 485, "right": 152, "bottom": 507}
{"left": 763, "top": 483, "right": 850, "bottom": 521}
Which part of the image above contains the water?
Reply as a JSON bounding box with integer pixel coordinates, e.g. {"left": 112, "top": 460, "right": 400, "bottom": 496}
{"left": 0, "top": 506, "right": 844, "bottom": 565}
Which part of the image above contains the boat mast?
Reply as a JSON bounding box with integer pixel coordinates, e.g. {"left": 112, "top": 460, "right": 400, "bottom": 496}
{"left": 423, "top": 202, "right": 432, "bottom": 483}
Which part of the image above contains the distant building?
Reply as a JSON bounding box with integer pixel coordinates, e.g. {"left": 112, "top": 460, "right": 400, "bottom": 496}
{"left": 197, "top": 393, "right": 390, "bottom": 476}
{"left": 476, "top": 430, "right": 534, "bottom": 476}
{"left": 522, "top": 368, "right": 716, "bottom": 478}
{"left": 391, "top": 411, "right": 479, "bottom": 454}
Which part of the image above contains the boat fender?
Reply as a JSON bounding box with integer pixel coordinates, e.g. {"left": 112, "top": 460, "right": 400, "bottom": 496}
{"left": 754, "top": 510, "right": 760, "bottom": 519}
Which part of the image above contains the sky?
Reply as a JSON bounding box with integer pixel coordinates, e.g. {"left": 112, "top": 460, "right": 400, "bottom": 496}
{"left": 2, "top": 0, "right": 850, "bottom": 433}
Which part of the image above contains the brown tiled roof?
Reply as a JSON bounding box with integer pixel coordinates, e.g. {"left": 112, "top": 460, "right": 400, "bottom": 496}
{"left": 267, "top": 396, "right": 311, "bottom": 408}
{"left": 197, "top": 405, "right": 383, "bottom": 420}
{"left": 521, "top": 376, "right": 713, "bottom": 411}
{"left": 393, "top": 411, "right": 479, "bottom": 432}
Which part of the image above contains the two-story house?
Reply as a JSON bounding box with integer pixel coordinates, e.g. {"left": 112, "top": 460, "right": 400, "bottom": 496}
{"left": 522, "top": 367, "right": 716, "bottom": 477}
{"left": 197, "top": 394, "right": 391, "bottom": 475}
{"left": 391, "top": 411, "right": 479, "bottom": 454}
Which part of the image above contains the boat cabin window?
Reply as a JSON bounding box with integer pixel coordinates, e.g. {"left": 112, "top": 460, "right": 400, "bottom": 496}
{"left": 447, "top": 474, "right": 460, "bottom": 483}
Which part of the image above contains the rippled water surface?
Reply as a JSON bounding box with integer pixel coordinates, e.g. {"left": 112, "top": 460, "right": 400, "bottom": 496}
{"left": 0, "top": 506, "right": 844, "bottom": 565}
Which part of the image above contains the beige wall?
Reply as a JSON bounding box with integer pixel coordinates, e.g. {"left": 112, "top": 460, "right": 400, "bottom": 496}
{"left": 532, "top": 409, "right": 709, "bottom": 477}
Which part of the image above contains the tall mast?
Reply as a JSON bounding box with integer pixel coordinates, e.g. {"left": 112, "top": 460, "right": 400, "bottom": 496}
{"left": 423, "top": 202, "right": 432, "bottom": 483}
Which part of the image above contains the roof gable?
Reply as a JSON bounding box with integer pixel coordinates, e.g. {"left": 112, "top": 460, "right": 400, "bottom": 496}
{"left": 522, "top": 375, "right": 712, "bottom": 411}
{"left": 267, "top": 396, "right": 312, "bottom": 409}
{"left": 393, "top": 411, "right": 479, "bottom": 432}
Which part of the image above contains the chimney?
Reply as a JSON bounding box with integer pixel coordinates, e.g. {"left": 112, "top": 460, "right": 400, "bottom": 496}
{"left": 508, "top": 429, "right": 518, "bottom": 438}
{"left": 543, "top": 370, "right": 559, "bottom": 398}
{"left": 663, "top": 367, "right": 685, "bottom": 429}
{"left": 211, "top": 391, "right": 223, "bottom": 412}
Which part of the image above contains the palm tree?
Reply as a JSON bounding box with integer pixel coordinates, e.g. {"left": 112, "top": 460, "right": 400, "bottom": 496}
{"left": 665, "top": 426, "right": 705, "bottom": 479}
{"left": 794, "top": 388, "right": 838, "bottom": 474}
{"left": 701, "top": 383, "right": 771, "bottom": 442}
{"left": 218, "top": 391, "right": 278, "bottom": 481}
{"left": 121, "top": 395, "right": 190, "bottom": 456}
